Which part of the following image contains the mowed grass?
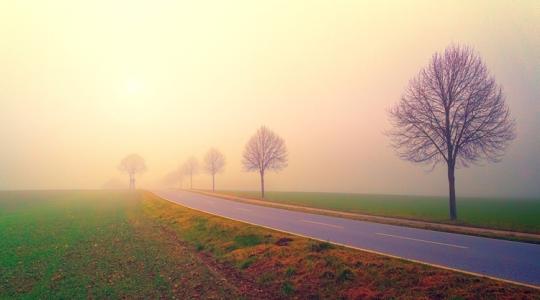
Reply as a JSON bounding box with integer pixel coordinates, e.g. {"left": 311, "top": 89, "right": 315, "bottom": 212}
{"left": 0, "top": 190, "right": 237, "bottom": 299}
{"left": 215, "top": 191, "right": 540, "bottom": 233}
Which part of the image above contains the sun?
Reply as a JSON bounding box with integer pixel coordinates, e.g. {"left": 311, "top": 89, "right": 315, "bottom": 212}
{"left": 99, "top": 78, "right": 155, "bottom": 122}
{"left": 124, "top": 79, "right": 143, "bottom": 95}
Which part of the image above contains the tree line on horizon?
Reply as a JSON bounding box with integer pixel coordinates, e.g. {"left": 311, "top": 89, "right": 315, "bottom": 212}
{"left": 118, "top": 125, "right": 288, "bottom": 198}
{"left": 117, "top": 44, "right": 516, "bottom": 222}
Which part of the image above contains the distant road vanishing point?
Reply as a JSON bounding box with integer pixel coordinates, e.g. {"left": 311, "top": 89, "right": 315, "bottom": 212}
{"left": 153, "top": 190, "right": 540, "bottom": 288}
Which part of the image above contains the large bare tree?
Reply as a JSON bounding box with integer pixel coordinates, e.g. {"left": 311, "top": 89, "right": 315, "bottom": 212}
{"left": 118, "top": 154, "right": 147, "bottom": 190}
{"left": 242, "top": 126, "right": 288, "bottom": 198}
{"left": 182, "top": 156, "right": 199, "bottom": 189}
{"left": 388, "top": 45, "right": 515, "bottom": 220}
{"left": 204, "top": 148, "right": 226, "bottom": 192}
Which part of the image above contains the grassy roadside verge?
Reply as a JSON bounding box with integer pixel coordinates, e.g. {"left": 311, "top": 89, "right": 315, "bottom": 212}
{"left": 192, "top": 189, "right": 540, "bottom": 244}
{"left": 145, "top": 192, "right": 539, "bottom": 299}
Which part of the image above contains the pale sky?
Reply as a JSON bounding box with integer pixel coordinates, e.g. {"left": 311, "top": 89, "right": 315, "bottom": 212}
{"left": 1, "top": 1, "right": 539, "bottom": 197}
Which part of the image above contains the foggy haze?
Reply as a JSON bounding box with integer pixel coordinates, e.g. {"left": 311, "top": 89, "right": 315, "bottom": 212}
{"left": 0, "top": 1, "right": 539, "bottom": 198}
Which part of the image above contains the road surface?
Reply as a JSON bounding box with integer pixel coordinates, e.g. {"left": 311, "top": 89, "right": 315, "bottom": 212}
{"left": 153, "top": 189, "right": 540, "bottom": 287}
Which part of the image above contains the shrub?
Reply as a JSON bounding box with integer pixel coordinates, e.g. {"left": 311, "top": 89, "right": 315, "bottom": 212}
{"left": 310, "top": 241, "right": 334, "bottom": 252}
{"left": 285, "top": 267, "right": 296, "bottom": 278}
{"left": 337, "top": 268, "right": 355, "bottom": 282}
{"left": 234, "top": 234, "right": 263, "bottom": 248}
{"left": 281, "top": 281, "right": 295, "bottom": 296}
{"left": 239, "top": 256, "right": 256, "bottom": 269}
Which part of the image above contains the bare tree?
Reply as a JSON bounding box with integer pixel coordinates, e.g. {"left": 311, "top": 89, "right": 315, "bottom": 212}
{"left": 182, "top": 156, "right": 199, "bottom": 189}
{"left": 174, "top": 167, "right": 184, "bottom": 189}
{"left": 388, "top": 45, "right": 516, "bottom": 220}
{"left": 204, "top": 148, "right": 226, "bottom": 192}
{"left": 162, "top": 169, "right": 183, "bottom": 189}
{"left": 118, "top": 154, "right": 147, "bottom": 190}
{"left": 242, "top": 126, "right": 288, "bottom": 198}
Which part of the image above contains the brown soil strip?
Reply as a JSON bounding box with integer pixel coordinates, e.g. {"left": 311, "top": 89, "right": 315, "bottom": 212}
{"left": 154, "top": 222, "right": 281, "bottom": 299}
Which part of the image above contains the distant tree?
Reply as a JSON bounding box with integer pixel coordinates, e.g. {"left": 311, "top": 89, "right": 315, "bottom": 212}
{"left": 388, "top": 45, "right": 516, "bottom": 221}
{"left": 174, "top": 168, "right": 184, "bottom": 189}
{"left": 204, "top": 148, "right": 226, "bottom": 192}
{"left": 118, "top": 154, "right": 147, "bottom": 190}
{"left": 242, "top": 126, "right": 288, "bottom": 198}
{"left": 162, "top": 169, "right": 183, "bottom": 189}
{"left": 182, "top": 157, "right": 199, "bottom": 189}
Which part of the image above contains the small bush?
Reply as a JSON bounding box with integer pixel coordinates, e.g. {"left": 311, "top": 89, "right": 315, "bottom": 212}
{"left": 310, "top": 241, "right": 334, "bottom": 252}
{"left": 275, "top": 237, "right": 293, "bottom": 246}
{"left": 285, "top": 266, "right": 296, "bottom": 278}
{"left": 239, "top": 256, "right": 256, "bottom": 269}
{"left": 224, "top": 242, "right": 237, "bottom": 252}
{"left": 234, "top": 234, "right": 263, "bottom": 248}
{"left": 337, "top": 268, "right": 355, "bottom": 282}
{"left": 195, "top": 242, "right": 204, "bottom": 251}
{"left": 281, "top": 281, "right": 295, "bottom": 296}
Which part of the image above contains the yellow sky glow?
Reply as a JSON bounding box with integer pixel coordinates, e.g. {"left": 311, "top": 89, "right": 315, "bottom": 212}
{"left": 0, "top": 1, "right": 539, "bottom": 197}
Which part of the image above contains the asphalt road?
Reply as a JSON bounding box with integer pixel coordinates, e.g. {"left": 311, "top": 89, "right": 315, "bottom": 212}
{"left": 153, "top": 189, "right": 540, "bottom": 287}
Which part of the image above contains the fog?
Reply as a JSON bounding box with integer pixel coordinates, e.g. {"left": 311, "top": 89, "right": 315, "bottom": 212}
{"left": 1, "top": 1, "right": 539, "bottom": 197}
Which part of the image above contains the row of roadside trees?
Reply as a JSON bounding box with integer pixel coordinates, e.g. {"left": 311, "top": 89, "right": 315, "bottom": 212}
{"left": 118, "top": 44, "right": 516, "bottom": 221}
{"left": 118, "top": 126, "right": 288, "bottom": 198}
{"left": 176, "top": 148, "right": 225, "bottom": 192}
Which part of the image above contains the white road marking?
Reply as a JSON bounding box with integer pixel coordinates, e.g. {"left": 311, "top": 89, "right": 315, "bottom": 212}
{"left": 300, "top": 219, "right": 344, "bottom": 229}
{"left": 376, "top": 233, "right": 468, "bottom": 249}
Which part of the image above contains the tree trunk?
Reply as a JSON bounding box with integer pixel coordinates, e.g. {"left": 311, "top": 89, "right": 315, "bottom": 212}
{"left": 190, "top": 173, "right": 193, "bottom": 189}
{"left": 447, "top": 162, "right": 457, "bottom": 221}
{"left": 260, "top": 171, "right": 265, "bottom": 199}
{"left": 129, "top": 173, "right": 135, "bottom": 190}
{"left": 212, "top": 174, "right": 215, "bottom": 192}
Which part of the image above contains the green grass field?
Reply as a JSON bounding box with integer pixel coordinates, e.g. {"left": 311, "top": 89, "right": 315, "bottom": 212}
{"left": 0, "top": 190, "right": 237, "bottom": 299}
{"left": 216, "top": 191, "right": 540, "bottom": 233}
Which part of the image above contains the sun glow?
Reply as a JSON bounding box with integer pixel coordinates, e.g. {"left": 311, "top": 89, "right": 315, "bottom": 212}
{"left": 124, "top": 79, "right": 143, "bottom": 95}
